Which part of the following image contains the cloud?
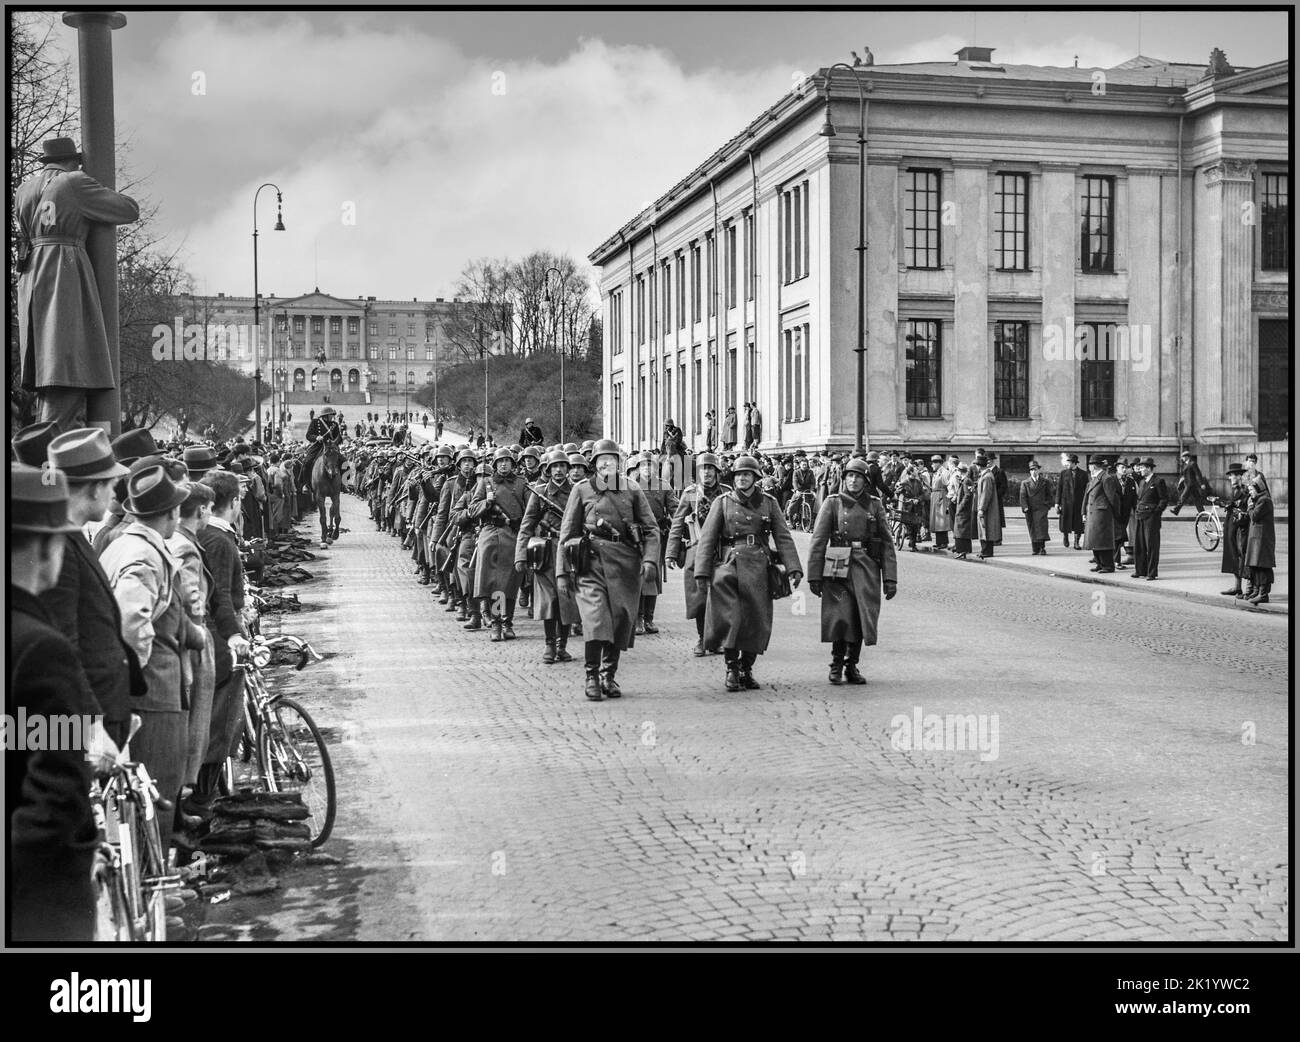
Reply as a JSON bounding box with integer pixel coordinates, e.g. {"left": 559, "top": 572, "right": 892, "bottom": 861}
{"left": 116, "top": 17, "right": 791, "bottom": 300}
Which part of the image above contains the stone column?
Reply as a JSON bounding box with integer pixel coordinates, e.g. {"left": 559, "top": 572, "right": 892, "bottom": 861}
{"left": 1198, "top": 159, "right": 1257, "bottom": 440}
{"left": 1038, "top": 163, "right": 1079, "bottom": 438}
{"left": 950, "top": 161, "right": 990, "bottom": 440}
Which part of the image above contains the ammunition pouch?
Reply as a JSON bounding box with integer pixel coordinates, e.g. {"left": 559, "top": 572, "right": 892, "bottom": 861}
{"left": 526, "top": 536, "right": 552, "bottom": 571}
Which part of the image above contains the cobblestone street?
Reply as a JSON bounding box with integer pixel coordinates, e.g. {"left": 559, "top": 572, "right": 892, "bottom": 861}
{"left": 255, "top": 494, "right": 1289, "bottom": 942}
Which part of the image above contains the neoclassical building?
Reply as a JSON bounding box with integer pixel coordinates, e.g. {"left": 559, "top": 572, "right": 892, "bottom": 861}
{"left": 589, "top": 46, "right": 1289, "bottom": 491}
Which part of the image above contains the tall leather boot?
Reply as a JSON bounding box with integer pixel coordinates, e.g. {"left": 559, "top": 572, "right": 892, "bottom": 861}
{"left": 542, "top": 619, "right": 557, "bottom": 664}
{"left": 1221, "top": 577, "right": 1243, "bottom": 596}
{"left": 829, "top": 641, "right": 846, "bottom": 685}
{"left": 463, "top": 599, "right": 483, "bottom": 630}
{"left": 724, "top": 649, "right": 741, "bottom": 692}
{"left": 844, "top": 641, "right": 867, "bottom": 685}
{"left": 642, "top": 596, "right": 659, "bottom": 634}
{"left": 739, "top": 651, "right": 760, "bottom": 690}
{"left": 488, "top": 600, "right": 504, "bottom": 641}
{"left": 599, "top": 644, "right": 622, "bottom": 698}
{"left": 502, "top": 599, "right": 517, "bottom": 641}
{"left": 584, "top": 640, "right": 603, "bottom": 700}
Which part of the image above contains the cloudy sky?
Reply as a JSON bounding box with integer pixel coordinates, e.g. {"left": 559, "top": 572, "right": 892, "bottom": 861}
{"left": 47, "top": 7, "right": 1289, "bottom": 301}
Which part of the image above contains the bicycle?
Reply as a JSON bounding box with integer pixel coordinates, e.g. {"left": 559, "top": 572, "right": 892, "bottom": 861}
{"left": 786, "top": 491, "right": 816, "bottom": 532}
{"left": 1195, "top": 497, "right": 1225, "bottom": 552}
{"left": 91, "top": 718, "right": 181, "bottom": 942}
{"left": 223, "top": 634, "right": 336, "bottom": 847}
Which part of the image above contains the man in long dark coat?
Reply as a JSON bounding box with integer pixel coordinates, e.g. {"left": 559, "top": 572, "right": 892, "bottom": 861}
{"left": 631, "top": 453, "right": 679, "bottom": 634}
{"left": 1220, "top": 463, "right": 1250, "bottom": 597}
{"left": 1114, "top": 458, "right": 1138, "bottom": 568}
{"left": 469, "top": 447, "right": 531, "bottom": 641}
{"left": 1018, "top": 458, "right": 1051, "bottom": 555}
{"left": 15, "top": 138, "right": 140, "bottom": 428}
{"left": 1242, "top": 476, "right": 1276, "bottom": 605}
{"left": 1082, "top": 456, "right": 1122, "bottom": 572}
{"left": 516, "top": 449, "right": 579, "bottom": 662}
{"left": 1056, "top": 453, "right": 1087, "bottom": 548}
{"left": 1131, "top": 457, "right": 1169, "bottom": 580}
{"left": 806, "top": 457, "right": 897, "bottom": 685}
{"left": 557, "top": 440, "right": 661, "bottom": 701}
{"left": 665, "top": 451, "right": 730, "bottom": 656}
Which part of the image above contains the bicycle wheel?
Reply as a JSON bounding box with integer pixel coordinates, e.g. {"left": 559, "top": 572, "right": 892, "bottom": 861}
{"left": 133, "top": 795, "right": 170, "bottom": 942}
{"left": 112, "top": 796, "right": 149, "bottom": 941}
{"left": 258, "top": 696, "right": 336, "bottom": 847}
{"left": 1195, "top": 512, "right": 1220, "bottom": 552}
{"left": 222, "top": 682, "right": 266, "bottom": 794}
{"left": 800, "top": 501, "right": 813, "bottom": 532}
{"left": 893, "top": 519, "right": 906, "bottom": 549}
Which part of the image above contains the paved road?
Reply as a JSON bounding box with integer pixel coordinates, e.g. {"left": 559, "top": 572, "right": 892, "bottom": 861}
{"left": 252, "top": 493, "right": 1289, "bottom": 942}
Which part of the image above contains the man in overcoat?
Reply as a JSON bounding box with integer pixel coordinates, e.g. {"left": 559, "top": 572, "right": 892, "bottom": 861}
{"left": 806, "top": 457, "right": 897, "bottom": 685}
{"left": 928, "top": 454, "right": 953, "bottom": 550}
{"left": 976, "top": 452, "right": 1002, "bottom": 558}
{"left": 631, "top": 453, "right": 679, "bottom": 634}
{"left": 1082, "top": 457, "right": 1122, "bottom": 572}
{"left": 516, "top": 449, "right": 579, "bottom": 662}
{"left": 1220, "top": 463, "right": 1250, "bottom": 597}
{"left": 1056, "top": 453, "right": 1087, "bottom": 548}
{"left": 468, "top": 447, "right": 531, "bottom": 641}
{"left": 15, "top": 138, "right": 140, "bottom": 427}
{"left": 1131, "top": 457, "right": 1169, "bottom": 580}
{"left": 1018, "top": 458, "right": 1051, "bottom": 554}
{"left": 557, "top": 440, "right": 661, "bottom": 700}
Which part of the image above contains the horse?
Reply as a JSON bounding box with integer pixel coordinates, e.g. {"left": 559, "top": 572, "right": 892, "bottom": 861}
{"left": 311, "top": 437, "right": 342, "bottom": 549}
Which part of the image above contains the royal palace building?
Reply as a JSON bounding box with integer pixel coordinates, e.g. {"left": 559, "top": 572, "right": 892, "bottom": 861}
{"left": 588, "top": 46, "right": 1289, "bottom": 495}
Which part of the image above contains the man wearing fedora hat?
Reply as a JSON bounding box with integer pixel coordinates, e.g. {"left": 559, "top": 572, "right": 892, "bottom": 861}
{"left": 1056, "top": 453, "right": 1087, "bottom": 549}
{"left": 9, "top": 463, "right": 101, "bottom": 940}
{"left": 99, "top": 464, "right": 208, "bottom": 823}
{"left": 41, "top": 429, "right": 144, "bottom": 751}
{"left": 15, "top": 138, "right": 140, "bottom": 429}
{"left": 11, "top": 419, "right": 63, "bottom": 466}
{"left": 1130, "top": 457, "right": 1169, "bottom": 580}
{"left": 1019, "top": 459, "right": 1051, "bottom": 555}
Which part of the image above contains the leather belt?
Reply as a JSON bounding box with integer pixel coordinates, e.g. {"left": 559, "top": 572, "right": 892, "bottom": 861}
{"left": 722, "top": 535, "right": 761, "bottom": 547}
{"left": 30, "top": 235, "right": 81, "bottom": 247}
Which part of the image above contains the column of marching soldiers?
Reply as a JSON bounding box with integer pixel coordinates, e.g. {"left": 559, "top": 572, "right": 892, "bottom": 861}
{"left": 345, "top": 439, "right": 900, "bottom": 700}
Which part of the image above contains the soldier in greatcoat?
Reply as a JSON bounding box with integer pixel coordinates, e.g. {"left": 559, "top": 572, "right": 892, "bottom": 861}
{"left": 432, "top": 450, "right": 479, "bottom": 622}
{"left": 631, "top": 453, "right": 679, "bottom": 635}
{"left": 515, "top": 449, "right": 579, "bottom": 663}
{"left": 557, "top": 440, "right": 661, "bottom": 701}
{"left": 693, "top": 455, "right": 803, "bottom": 693}
{"left": 665, "top": 451, "right": 731, "bottom": 656}
{"left": 806, "top": 457, "right": 897, "bottom": 685}
{"left": 468, "top": 447, "right": 531, "bottom": 641}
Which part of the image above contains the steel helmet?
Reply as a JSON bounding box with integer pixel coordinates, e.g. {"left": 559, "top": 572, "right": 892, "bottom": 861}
{"left": 843, "top": 458, "right": 869, "bottom": 477}
{"left": 562, "top": 442, "right": 579, "bottom": 455}
{"left": 492, "top": 446, "right": 514, "bottom": 464}
{"left": 625, "top": 452, "right": 645, "bottom": 471}
{"left": 522, "top": 445, "right": 543, "bottom": 461}
{"left": 434, "top": 445, "right": 453, "bottom": 461}
{"left": 591, "top": 438, "right": 620, "bottom": 462}
{"left": 543, "top": 448, "right": 569, "bottom": 468}
{"left": 580, "top": 440, "right": 595, "bottom": 454}
{"left": 696, "top": 451, "right": 720, "bottom": 470}
{"left": 731, "top": 455, "right": 761, "bottom": 477}
{"left": 455, "top": 448, "right": 476, "bottom": 466}
{"left": 567, "top": 453, "right": 589, "bottom": 470}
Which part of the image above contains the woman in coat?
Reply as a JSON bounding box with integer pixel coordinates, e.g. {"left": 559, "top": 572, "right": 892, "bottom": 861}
{"left": 694, "top": 455, "right": 803, "bottom": 692}
{"left": 1242, "top": 476, "right": 1276, "bottom": 604}
{"left": 950, "top": 462, "right": 978, "bottom": 560}
{"left": 807, "top": 458, "right": 898, "bottom": 685}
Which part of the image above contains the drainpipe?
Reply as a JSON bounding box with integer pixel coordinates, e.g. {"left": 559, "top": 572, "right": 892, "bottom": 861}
{"left": 628, "top": 235, "right": 635, "bottom": 447}
{"left": 1175, "top": 113, "right": 1185, "bottom": 454}
{"left": 650, "top": 220, "right": 658, "bottom": 450}
{"left": 747, "top": 149, "right": 759, "bottom": 435}
{"left": 710, "top": 178, "right": 720, "bottom": 452}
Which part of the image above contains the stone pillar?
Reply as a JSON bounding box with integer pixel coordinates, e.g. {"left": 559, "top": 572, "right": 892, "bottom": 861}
{"left": 1197, "top": 159, "right": 1257, "bottom": 440}
{"left": 951, "top": 161, "right": 990, "bottom": 440}
{"left": 1038, "top": 164, "right": 1079, "bottom": 438}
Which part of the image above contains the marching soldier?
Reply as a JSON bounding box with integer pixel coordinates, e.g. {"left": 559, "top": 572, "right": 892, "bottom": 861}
{"left": 631, "top": 453, "right": 679, "bottom": 635}
{"left": 468, "top": 446, "right": 531, "bottom": 641}
{"left": 432, "top": 449, "right": 479, "bottom": 622}
{"left": 557, "top": 439, "right": 661, "bottom": 701}
{"left": 693, "top": 455, "right": 803, "bottom": 692}
{"left": 567, "top": 452, "right": 590, "bottom": 484}
{"left": 806, "top": 456, "right": 897, "bottom": 685}
{"left": 515, "top": 449, "right": 579, "bottom": 663}
{"left": 665, "top": 451, "right": 731, "bottom": 656}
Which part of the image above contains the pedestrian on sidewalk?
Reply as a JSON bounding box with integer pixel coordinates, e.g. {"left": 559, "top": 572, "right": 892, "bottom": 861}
{"left": 693, "top": 454, "right": 803, "bottom": 692}
{"left": 1056, "top": 453, "right": 1087, "bottom": 549}
{"left": 950, "top": 462, "right": 977, "bottom": 560}
{"left": 1220, "top": 463, "right": 1251, "bottom": 597}
{"left": 1114, "top": 458, "right": 1138, "bottom": 568}
{"left": 557, "top": 439, "right": 661, "bottom": 701}
{"left": 975, "top": 452, "right": 1001, "bottom": 559}
{"left": 1131, "top": 457, "right": 1169, "bottom": 581}
{"left": 928, "top": 454, "right": 953, "bottom": 551}
{"left": 1083, "top": 456, "right": 1121, "bottom": 572}
{"left": 1242, "top": 476, "right": 1276, "bottom": 605}
{"left": 1171, "top": 450, "right": 1209, "bottom": 516}
{"left": 806, "top": 457, "right": 897, "bottom": 685}
{"left": 1019, "top": 458, "right": 1051, "bottom": 554}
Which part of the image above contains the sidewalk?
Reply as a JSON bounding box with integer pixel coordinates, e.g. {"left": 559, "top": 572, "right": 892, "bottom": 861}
{"left": 934, "top": 513, "right": 1289, "bottom": 614}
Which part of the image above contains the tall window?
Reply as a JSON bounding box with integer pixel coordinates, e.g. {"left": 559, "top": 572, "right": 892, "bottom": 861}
{"left": 726, "top": 336, "right": 737, "bottom": 414}
{"left": 649, "top": 365, "right": 658, "bottom": 432}
{"left": 994, "top": 173, "right": 1029, "bottom": 271}
{"left": 690, "top": 243, "right": 701, "bottom": 323}
{"left": 662, "top": 260, "right": 672, "bottom": 331}
{"left": 330, "top": 316, "right": 341, "bottom": 332}
{"left": 408, "top": 323, "right": 416, "bottom": 336}
{"left": 426, "top": 345, "right": 434, "bottom": 360}
{"left": 312, "top": 317, "right": 324, "bottom": 334}
{"left": 349, "top": 318, "right": 360, "bottom": 335}
{"left": 388, "top": 345, "right": 396, "bottom": 360}
{"left": 676, "top": 253, "right": 686, "bottom": 330}
{"left": 725, "top": 223, "right": 737, "bottom": 309}
{"left": 368, "top": 322, "right": 377, "bottom": 336}
{"left": 904, "top": 169, "right": 942, "bottom": 269}
{"left": 782, "top": 323, "right": 811, "bottom": 422}
{"left": 677, "top": 359, "right": 685, "bottom": 425}
{"left": 609, "top": 289, "right": 624, "bottom": 355}
{"left": 425, "top": 323, "right": 434, "bottom": 338}
{"left": 745, "top": 335, "right": 757, "bottom": 404}
{"left": 276, "top": 316, "right": 288, "bottom": 331}
{"left": 294, "top": 316, "right": 305, "bottom": 332}
{"left": 1080, "top": 322, "right": 1116, "bottom": 419}
{"left": 993, "top": 321, "right": 1029, "bottom": 418}
{"left": 744, "top": 210, "right": 755, "bottom": 301}
{"left": 706, "top": 233, "right": 716, "bottom": 317}
{"left": 905, "top": 320, "right": 941, "bottom": 418}
{"left": 636, "top": 275, "right": 646, "bottom": 346}
{"left": 638, "top": 365, "right": 646, "bottom": 443}
{"left": 781, "top": 179, "right": 810, "bottom": 283}
{"left": 388, "top": 322, "right": 397, "bottom": 336}
{"left": 611, "top": 382, "right": 623, "bottom": 442}
{"left": 1261, "top": 172, "right": 1289, "bottom": 271}
{"left": 691, "top": 355, "right": 703, "bottom": 433}
{"left": 663, "top": 360, "right": 672, "bottom": 425}
{"left": 1080, "top": 176, "right": 1115, "bottom": 273}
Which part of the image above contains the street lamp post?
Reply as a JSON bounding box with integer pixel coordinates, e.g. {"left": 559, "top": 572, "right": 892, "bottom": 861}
{"left": 543, "top": 265, "right": 568, "bottom": 441}
{"left": 252, "top": 183, "right": 285, "bottom": 447}
{"left": 819, "top": 64, "right": 868, "bottom": 453}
